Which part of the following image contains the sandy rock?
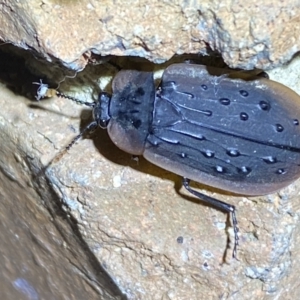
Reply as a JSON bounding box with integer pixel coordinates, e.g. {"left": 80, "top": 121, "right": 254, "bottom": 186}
{"left": 1, "top": 47, "right": 300, "bottom": 298}
{"left": 1, "top": 1, "right": 300, "bottom": 69}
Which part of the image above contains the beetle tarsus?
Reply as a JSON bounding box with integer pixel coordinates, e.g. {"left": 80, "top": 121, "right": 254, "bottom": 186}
{"left": 182, "top": 177, "right": 239, "bottom": 259}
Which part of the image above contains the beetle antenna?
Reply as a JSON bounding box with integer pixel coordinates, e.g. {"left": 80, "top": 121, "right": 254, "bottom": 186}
{"left": 56, "top": 91, "right": 95, "bottom": 108}
{"left": 33, "top": 80, "right": 100, "bottom": 159}
{"left": 33, "top": 79, "right": 96, "bottom": 108}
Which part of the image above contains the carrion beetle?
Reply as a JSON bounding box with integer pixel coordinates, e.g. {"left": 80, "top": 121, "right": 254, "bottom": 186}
{"left": 37, "top": 63, "right": 300, "bottom": 258}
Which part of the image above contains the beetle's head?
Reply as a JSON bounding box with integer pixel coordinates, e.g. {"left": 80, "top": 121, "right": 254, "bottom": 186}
{"left": 93, "top": 92, "right": 111, "bottom": 129}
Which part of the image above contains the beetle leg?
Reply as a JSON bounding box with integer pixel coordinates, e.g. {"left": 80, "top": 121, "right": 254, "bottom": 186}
{"left": 182, "top": 177, "right": 239, "bottom": 259}
{"left": 66, "top": 121, "right": 98, "bottom": 151}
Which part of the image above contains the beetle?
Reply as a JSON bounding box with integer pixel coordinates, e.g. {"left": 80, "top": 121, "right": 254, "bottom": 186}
{"left": 38, "top": 63, "right": 300, "bottom": 258}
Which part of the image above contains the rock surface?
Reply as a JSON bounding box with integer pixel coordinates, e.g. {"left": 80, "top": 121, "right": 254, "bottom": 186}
{"left": 1, "top": 1, "right": 300, "bottom": 299}
{"left": 1, "top": 46, "right": 300, "bottom": 299}
{"left": 1, "top": 1, "right": 300, "bottom": 69}
{"left": 0, "top": 50, "right": 125, "bottom": 299}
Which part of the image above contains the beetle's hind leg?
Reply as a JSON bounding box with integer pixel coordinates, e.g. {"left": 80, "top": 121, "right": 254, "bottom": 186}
{"left": 182, "top": 178, "right": 239, "bottom": 259}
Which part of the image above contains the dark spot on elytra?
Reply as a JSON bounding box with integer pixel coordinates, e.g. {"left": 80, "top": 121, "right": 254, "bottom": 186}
{"left": 239, "top": 90, "right": 249, "bottom": 97}
{"left": 276, "top": 168, "right": 286, "bottom": 175}
{"left": 132, "top": 119, "right": 142, "bottom": 129}
{"left": 259, "top": 100, "right": 270, "bottom": 111}
{"left": 237, "top": 166, "right": 251, "bottom": 175}
{"left": 136, "top": 87, "right": 145, "bottom": 96}
{"left": 204, "top": 110, "right": 212, "bottom": 117}
{"left": 227, "top": 149, "right": 240, "bottom": 157}
{"left": 240, "top": 112, "right": 249, "bottom": 121}
{"left": 263, "top": 156, "right": 277, "bottom": 164}
{"left": 203, "top": 150, "right": 215, "bottom": 158}
{"left": 275, "top": 124, "right": 284, "bottom": 132}
{"left": 185, "top": 92, "right": 195, "bottom": 98}
{"left": 215, "top": 165, "right": 225, "bottom": 173}
{"left": 219, "top": 98, "right": 230, "bottom": 105}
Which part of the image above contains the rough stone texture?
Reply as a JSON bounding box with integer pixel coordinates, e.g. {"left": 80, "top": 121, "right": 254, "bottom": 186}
{"left": 0, "top": 51, "right": 125, "bottom": 299}
{"left": 1, "top": 1, "right": 300, "bottom": 299}
{"left": 1, "top": 44, "right": 300, "bottom": 299}
{"left": 1, "top": 0, "right": 300, "bottom": 70}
